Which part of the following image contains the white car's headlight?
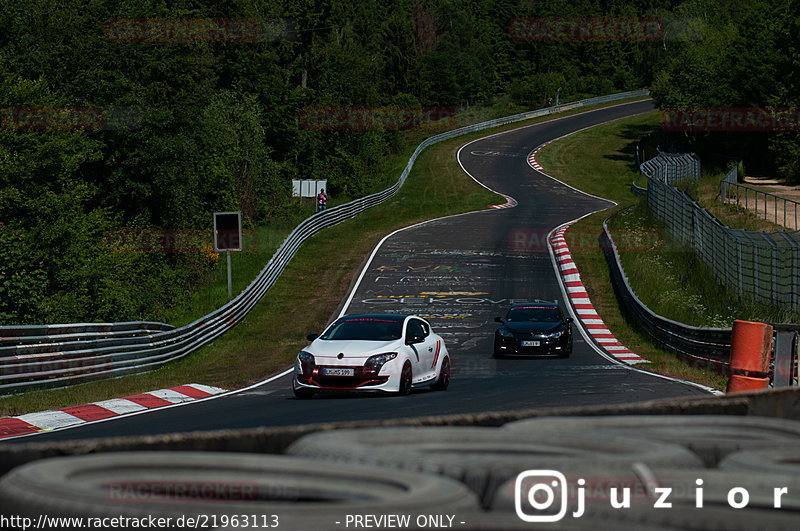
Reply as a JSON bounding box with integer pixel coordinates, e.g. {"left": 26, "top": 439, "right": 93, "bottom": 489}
{"left": 364, "top": 352, "right": 398, "bottom": 374}
{"left": 296, "top": 350, "right": 315, "bottom": 374}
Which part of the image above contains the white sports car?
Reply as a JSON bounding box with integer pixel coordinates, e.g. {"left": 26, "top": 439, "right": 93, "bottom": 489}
{"left": 292, "top": 314, "right": 451, "bottom": 398}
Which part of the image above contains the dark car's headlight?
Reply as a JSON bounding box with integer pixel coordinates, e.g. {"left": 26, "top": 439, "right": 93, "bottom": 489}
{"left": 364, "top": 352, "right": 397, "bottom": 374}
{"left": 499, "top": 328, "right": 515, "bottom": 339}
{"left": 296, "top": 350, "right": 315, "bottom": 374}
{"left": 541, "top": 329, "right": 565, "bottom": 339}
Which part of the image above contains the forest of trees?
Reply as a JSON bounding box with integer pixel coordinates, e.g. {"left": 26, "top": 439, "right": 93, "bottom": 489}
{"left": 1, "top": 0, "right": 793, "bottom": 325}
{"left": 650, "top": 0, "right": 799, "bottom": 178}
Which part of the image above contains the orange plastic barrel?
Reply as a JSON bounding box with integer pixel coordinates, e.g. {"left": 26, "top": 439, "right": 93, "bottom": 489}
{"left": 726, "top": 374, "right": 770, "bottom": 394}
{"left": 729, "top": 320, "right": 774, "bottom": 373}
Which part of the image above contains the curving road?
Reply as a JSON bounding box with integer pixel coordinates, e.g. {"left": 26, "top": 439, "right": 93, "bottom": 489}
{"left": 14, "top": 100, "right": 709, "bottom": 443}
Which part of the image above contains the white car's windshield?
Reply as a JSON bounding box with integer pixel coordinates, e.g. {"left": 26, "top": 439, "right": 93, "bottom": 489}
{"left": 320, "top": 317, "right": 404, "bottom": 341}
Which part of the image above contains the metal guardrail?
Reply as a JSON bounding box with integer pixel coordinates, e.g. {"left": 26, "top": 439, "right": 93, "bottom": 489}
{"left": 721, "top": 179, "right": 800, "bottom": 231}
{"left": 0, "top": 90, "right": 650, "bottom": 394}
{"left": 642, "top": 152, "right": 800, "bottom": 308}
{"left": 721, "top": 164, "right": 738, "bottom": 187}
{"left": 600, "top": 219, "right": 733, "bottom": 370}
{"left": 0, "top": 322, "right": 175, "bottom": 347}
{"left": 630, "top": 180, "right": 647, "bottom": 196}
{"left": 603, "top": 213, "right": 800, "bottom": 378}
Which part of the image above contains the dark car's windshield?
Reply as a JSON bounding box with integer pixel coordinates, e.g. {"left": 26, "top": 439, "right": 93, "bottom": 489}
{"left": 320, "top": 317, "right": 404, "bottom": 341}
{"left": 506, "top": 306, "right": 561, "bottom": 323}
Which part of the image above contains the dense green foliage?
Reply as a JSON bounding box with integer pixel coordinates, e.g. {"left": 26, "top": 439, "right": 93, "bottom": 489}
{"left": 1, "top": 0, "right": 675, "bottom": 324}
{"left": 650, "top": 0, "right": 800, "bottom": 180}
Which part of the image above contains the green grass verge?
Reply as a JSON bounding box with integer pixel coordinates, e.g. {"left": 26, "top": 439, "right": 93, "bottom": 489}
{"left": 607, "top": 203, "right": 796, "bottom": 327}
{"left": 687, "top": 173, "right": 788, "bottom": 233}
{"left": 160, "top": 210, "right": 312, "bottom": 328}
{"left": 536, "top": 111, "right": 728, "bottom": 390}
{"left": 0, "top": 97, "right": 652, "bottom": 416}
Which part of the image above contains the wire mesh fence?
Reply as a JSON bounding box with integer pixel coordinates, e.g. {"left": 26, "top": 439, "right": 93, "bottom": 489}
{"left": 643, "top": 153, "right": 800, "bottom": 310}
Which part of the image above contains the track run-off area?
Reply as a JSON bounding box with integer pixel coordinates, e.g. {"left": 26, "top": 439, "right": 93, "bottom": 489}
{"left": 6, "top": 100, "right": 711, "bottom": 443}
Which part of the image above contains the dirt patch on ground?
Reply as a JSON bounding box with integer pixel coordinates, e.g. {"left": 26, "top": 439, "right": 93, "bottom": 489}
{"left": 725, "top": 176, "right": 800, "bottom": 230}
{"left": 744, "top": 176, "right": 800, "bottom": 201}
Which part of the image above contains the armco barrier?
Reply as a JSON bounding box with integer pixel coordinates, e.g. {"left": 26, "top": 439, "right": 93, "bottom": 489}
{"left": 602, "top": 217, "right": 799, "bottom": 377}
{"left": 0, "top": 322, "right": 175, "bottom": 347}
{"left": 0, "top": 90, "right": 651, "bottom": 393}
{"left": 601, "top": 218, "right": 733, "bottom": 370}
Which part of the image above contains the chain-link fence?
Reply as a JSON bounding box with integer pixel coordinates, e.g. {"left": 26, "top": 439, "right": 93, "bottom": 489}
{"left": 643, "top": 153, "right": 800, "bottom": 309}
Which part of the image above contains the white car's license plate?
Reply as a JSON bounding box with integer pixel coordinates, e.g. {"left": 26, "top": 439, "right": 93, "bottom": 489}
{"left": 521, "top": 340, "right": 540, "bottom": 347}
{"left": 323, "top": 368, "right": 355, "bottom": 376}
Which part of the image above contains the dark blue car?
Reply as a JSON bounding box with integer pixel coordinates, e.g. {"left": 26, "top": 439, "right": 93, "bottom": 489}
{"left": 493, "top": 302, "right": 573, "bottom": 358}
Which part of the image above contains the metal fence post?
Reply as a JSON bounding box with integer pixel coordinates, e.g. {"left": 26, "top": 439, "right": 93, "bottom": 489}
{"left": 778, "top": 232, "right": 800, "bottom": 308}
{"left": 766, "top": 235, "right": 779, "bottom": 305}
{"left": 736, "top": 234, "right": 745, "bottom": 296}
{"left": 741, "top": 232, "right": 760, "bottom": 300}
{"left": 773, "top": 331, "right": 795, "bottom": 388}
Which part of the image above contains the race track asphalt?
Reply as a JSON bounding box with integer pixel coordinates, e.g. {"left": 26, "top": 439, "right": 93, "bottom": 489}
{"left": 17, "top": 100, "right": 710, "bottom": 443}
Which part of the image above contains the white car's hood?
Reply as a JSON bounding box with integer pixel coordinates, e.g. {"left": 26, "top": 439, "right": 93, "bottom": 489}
{"left": 308, "top": 339, "right": 403, "bottom": 361}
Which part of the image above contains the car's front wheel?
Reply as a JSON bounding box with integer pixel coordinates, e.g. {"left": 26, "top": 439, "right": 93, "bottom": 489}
{"left": 398, "top": 362, "right": 413, "bottom": 396}
{"left": 560, "top": 336, "right": 573, "bottom": 358}
{"left": 431, "top": 357, "right": 450, "bottom": 391}
{"left": 493, "top": 336, "right": 504, "bottom": 358}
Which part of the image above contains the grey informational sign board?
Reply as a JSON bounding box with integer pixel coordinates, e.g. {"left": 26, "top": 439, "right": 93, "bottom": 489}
{"left": 291, "top": 179, "right": 327, "bottom": 198}
{"left": 213, "top": 211, "right": 242, "bottom": 252}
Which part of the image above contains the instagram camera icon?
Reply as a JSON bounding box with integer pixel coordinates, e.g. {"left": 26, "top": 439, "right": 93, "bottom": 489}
{"left": 515, "top": 470, "right": 568, "bottom": 523}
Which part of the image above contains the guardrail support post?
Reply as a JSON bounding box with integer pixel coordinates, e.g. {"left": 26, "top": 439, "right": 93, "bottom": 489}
{"left": 773, "top": 331, "right": 796, "bottom": 388}
{"left": 227, "top": 250, "right": 233, "bottom": 299}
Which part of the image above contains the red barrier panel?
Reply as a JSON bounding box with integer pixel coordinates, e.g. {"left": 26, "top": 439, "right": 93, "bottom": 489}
{"left": 729, "top": 320, "right": 773, "bottom": 373}
{"left": 726, "top": 374, "right": 770, "bottom": 394}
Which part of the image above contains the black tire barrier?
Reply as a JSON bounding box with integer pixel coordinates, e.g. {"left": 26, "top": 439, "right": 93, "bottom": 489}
{"left": 719, "top": 446, "right": 800, "bottom": 476}
{"left": 286, "top": 426, "right": 702, "bottom": 506}
{"left": 432, "top": 511, "right": 680, "bottom": 530}
{"left": 0, "top": 451, "right": 480, "bottom": 530}
{"left": 502, "top": 415, "right": 800, "bottom": 467}
{"left": 592, "top": 504, "right": 800, "bottom": 530}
